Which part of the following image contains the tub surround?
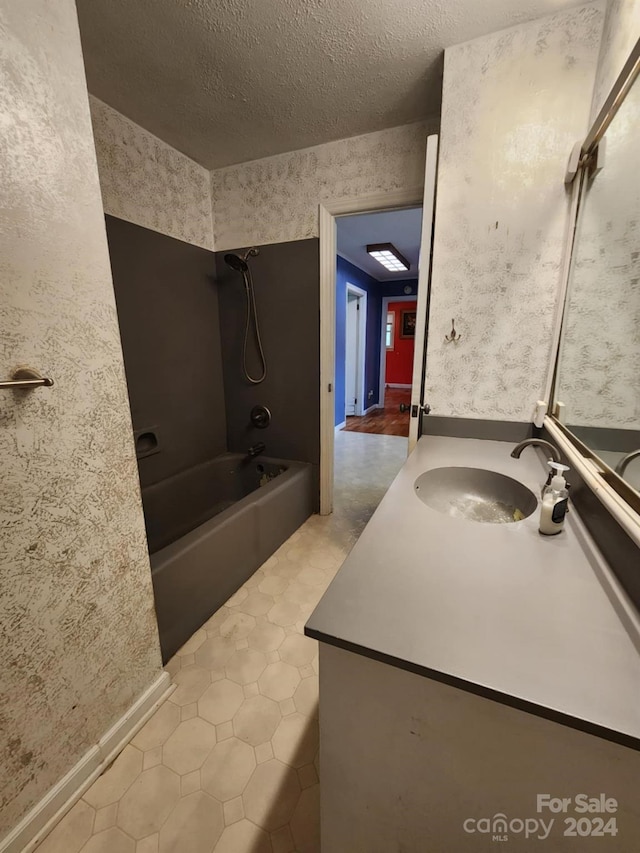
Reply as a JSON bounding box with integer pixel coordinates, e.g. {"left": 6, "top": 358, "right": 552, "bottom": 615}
{"left": 215, "top": 239, "right": 321, "bottom": 506}
{"left": 307, "top": 434, "right": 640, "bottom": 750}
{"left": 106, "top": 216, "right": 226, "bottom": 488}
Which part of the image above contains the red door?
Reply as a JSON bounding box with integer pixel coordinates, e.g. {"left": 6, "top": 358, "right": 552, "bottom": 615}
{"left": 385, "top": 301, "right": 417, "bottom": 385}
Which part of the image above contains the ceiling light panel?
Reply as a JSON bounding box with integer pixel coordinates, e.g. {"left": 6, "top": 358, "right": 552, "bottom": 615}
{"left": 366, "top": 243, "right": 410, "bottom": 272}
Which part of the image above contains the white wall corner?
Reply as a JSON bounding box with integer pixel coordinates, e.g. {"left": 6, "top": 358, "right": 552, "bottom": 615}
{"left": 363, "top": 404, "right": 381, "bottom": 416}
{"left": 1, "top": 673, "right": 173, "bottom": 853}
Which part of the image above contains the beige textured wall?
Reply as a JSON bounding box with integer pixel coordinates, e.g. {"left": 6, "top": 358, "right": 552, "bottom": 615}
{"left": 425, "top": 3, "right": 604, "bottom": 422}
{"left": 590, "top": 0, "right": 640, "bottom": 121}
{"left": 89, "top": 96, "right": 214, "bottom": 250}
{"left": 210, "top": 119, "right": 439, "bottom": 250}
{"left": 0, "top": 0, "right": 162, "bottom": 838}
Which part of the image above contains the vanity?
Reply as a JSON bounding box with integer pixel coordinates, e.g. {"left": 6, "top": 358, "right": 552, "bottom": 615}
{"left": 307, "top": 435, "right": 640, "bottom": 851}
{"left": 307, "top": 20, "right": 640, "bottom": 853}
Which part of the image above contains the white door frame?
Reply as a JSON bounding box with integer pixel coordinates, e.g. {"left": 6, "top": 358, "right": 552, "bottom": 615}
{"left": 345, "top": 283, "right": 367, "bottom": 417}
{"left": 378, "top": 294, "right": 418, "bottom": 404}
{"left": 408, "top": 135, "right": 439, "bottom": 454}
{"left": 319, "top": 187, "right": 424, "bottom": 515}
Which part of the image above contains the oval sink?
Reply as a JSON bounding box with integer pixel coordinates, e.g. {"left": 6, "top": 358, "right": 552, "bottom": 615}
{"left": 414, "top": 467, "right": 537, "bottom": 524}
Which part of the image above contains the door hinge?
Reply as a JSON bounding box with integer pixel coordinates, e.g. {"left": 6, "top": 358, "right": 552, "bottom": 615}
{"left": 356, "top": 303, "right": 360, "bottom": 310}
{"left": 328, "top": 383, "right": 332, "bottom": 392}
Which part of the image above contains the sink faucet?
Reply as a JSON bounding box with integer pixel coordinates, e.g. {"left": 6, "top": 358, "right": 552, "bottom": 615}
{"left": 510, "top": 439, "right": 562, "bottom": 497}
{"left": 510, "top": 439, "right": 561, "bottom": 464}
{"left": 615, "top": 449, "right": 640, "bottom": 477}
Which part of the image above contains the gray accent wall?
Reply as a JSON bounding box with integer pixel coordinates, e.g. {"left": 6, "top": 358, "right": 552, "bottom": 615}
{"left": 106, "top": 215, "right": 226, "bottom": 487}
{"left": 215, "top": 239, "right": 320, "bottom": 505}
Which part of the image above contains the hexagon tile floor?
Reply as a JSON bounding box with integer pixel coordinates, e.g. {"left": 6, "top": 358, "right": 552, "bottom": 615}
{"left": 35, "top": 432, "right": 408, "bottom": 853}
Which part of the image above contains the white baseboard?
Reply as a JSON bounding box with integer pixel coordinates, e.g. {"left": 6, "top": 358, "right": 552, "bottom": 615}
{"left": 335, "top": 421, "right": 346, "bottom": 431}
{"left": 362, "top": 404, "right": 380, "bottom": 415}
{"left": 2, "top": 672, "right": 173, "bottom": 853}
{"left": 387, "top": 383, "right": 412, "bottom": 389}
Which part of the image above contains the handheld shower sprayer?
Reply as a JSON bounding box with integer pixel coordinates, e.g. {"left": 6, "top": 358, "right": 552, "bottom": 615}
{"left": 223, "top": 247, "right": 259, "bottom": 272}
{"left": 223, "top": 247, "right": 267, "bottom": 384}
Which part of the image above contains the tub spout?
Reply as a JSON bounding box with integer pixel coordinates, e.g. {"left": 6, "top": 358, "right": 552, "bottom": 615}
{"left": 248, "top": 442, "right": 266, "bottom": 459}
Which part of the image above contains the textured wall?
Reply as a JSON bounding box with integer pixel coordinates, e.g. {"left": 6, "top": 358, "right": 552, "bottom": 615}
{"left": 0, "top": 0, "right": 162, "bottom": 838}
{"left": 211, "top": 119, "right": 438, "bottom": 250}
{"left": 590, "top": 0, "right": 640, "bottom": 121}
{"left": 557, "top": 44, "right": 640, "bottom": 429}
{"left": 425, "top": 3, "right": 604, "bottom": 422}
{"left": 89, "top": 96, "right": 214, "bottom": 250}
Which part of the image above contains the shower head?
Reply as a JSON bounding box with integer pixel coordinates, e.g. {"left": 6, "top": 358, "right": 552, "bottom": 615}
{"left": 224, "top": 253, "right": 248, "bottom": 272}
{"left": 224, "top": 247, "right": 260, "bottom": 273}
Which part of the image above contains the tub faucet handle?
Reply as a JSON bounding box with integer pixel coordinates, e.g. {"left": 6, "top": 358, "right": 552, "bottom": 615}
{"left": 250, "top": 405, "right": 271, "bottom": 429}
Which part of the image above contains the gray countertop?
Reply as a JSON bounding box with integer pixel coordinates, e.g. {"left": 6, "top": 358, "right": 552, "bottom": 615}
{"left": 306, "top": 435, "right": 640, "bottom": 750}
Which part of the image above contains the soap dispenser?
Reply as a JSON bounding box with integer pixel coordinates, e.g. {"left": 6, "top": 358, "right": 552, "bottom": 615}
{"left": 539, "top": 462, "right": 570, "bottom": 536}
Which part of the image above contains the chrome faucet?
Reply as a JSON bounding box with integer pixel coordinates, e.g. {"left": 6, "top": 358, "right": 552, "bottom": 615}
{"left": 615, "top": 449, "right": 640, "bottom": 477}
{"left": 510, "top": 439, "right": 562, "bottom": 497}
{"left": 247, "top": 442, "right": 266, "bottom": 459}
{"left": 510, "top": 439, "right": 561, "bottom": 464}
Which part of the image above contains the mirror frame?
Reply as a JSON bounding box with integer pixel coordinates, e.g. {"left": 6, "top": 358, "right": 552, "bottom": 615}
{"left": 547, "top": 37, "right": 640, "bottom": 548}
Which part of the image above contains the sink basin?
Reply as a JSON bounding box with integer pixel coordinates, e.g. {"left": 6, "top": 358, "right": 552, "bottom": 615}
{"left": 414, "top": 467, "right": 537, "bottom": 524}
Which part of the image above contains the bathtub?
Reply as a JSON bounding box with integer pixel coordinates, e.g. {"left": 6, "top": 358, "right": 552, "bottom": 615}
{"left": 143, "top": 453, "right": 314, "bottom": 661}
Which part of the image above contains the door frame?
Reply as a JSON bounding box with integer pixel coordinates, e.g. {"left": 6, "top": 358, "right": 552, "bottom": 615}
{"left": 319, "top": 187, "right": 424, "bottom": 515}
{"left": 378, "top": 294, "right": 418, "bottom": 404}
{"left": 345, "top": 283, "right": 367, "bottom": 417}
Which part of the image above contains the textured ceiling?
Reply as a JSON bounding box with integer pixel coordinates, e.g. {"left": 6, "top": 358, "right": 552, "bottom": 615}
{"left": 337, "top": 207, "right": 423, "bottom": 281}
{"left": 76, "top": 0, "right": 584, "bottom": 169}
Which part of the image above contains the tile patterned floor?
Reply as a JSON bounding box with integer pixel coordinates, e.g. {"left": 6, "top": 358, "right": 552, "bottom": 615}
{"left": 36, "top": 432, "right": 408, "bottom": 853}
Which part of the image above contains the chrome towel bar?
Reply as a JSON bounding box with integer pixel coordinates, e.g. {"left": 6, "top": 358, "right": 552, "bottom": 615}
{"left": 0, "top": 367, "right": 54, "bottom": 390}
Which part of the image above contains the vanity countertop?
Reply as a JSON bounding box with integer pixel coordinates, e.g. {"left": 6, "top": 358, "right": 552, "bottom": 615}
{"left": 306, "top": 435, "right": 640, "bottom": 750}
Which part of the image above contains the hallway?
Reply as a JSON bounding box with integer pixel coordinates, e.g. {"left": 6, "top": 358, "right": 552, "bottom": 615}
{"left": 342, "top": 387, "right": 411, "bottom": 437}
{"left": 37, "top": 432, "right": 407, "bottom": 853}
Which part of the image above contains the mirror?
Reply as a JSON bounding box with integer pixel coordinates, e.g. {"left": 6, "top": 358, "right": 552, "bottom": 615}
{"left": 554, "top": 56, "right": 640, "bottom": 498}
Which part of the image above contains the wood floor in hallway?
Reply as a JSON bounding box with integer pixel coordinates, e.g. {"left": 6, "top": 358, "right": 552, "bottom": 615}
{"left": 342, "top": 387, "right": 411, "bottom": 437}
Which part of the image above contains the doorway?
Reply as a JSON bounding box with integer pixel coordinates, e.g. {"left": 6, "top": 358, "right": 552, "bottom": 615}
{"left": 319, "top": 134, "right": 439, "bottom": 514}
{"left": 344, "top": 284, "right": 367, "bottom": 417}
{"left": 335, "top": 206, "right": 421, "bottom": 444}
